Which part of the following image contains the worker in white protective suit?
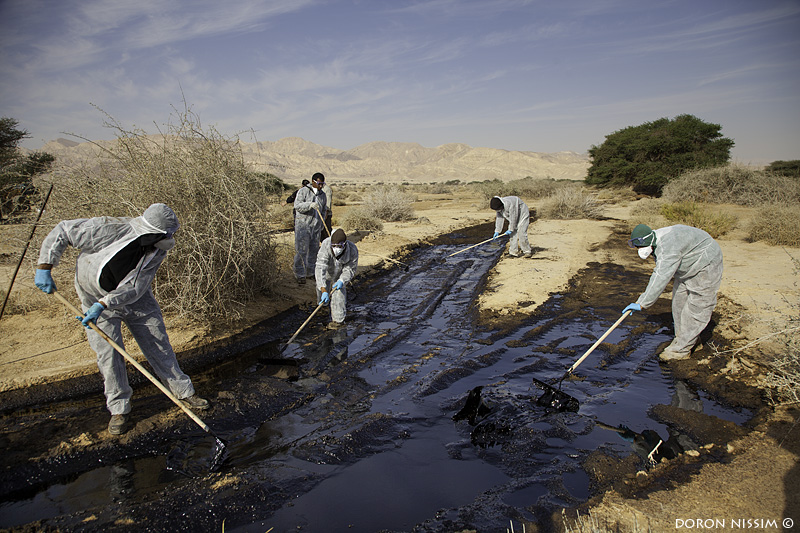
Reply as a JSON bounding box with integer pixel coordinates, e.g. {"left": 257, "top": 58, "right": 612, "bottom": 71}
{"left": 315, "top": 228, "right": 358, "bottom": 329}
{"left": 623, "top": 224, "right": 723, "bottom": 361}
{"left": 34, "top": 204, "right": 209, "bottom": 436}
{"left": 490, "top": 196, "right": 532, "bottom": 258}
{"left": 293, "top": 172, "right": 328, "bottom": 284}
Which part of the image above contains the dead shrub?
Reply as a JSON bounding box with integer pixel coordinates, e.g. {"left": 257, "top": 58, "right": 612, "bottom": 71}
{"left": 539, "top": 185, "right": 604, "bottom": 219}
{"left": 662, "top": 164, "right": 800, "bottom": 206}
{"left": 470, "top": 177, "right": 570, "bottom": 201}
{"left": 339, "top": 208, "right": 384, "bottom": 232}
{"left": 747, "top": 205, "right": 800, "bottom": 247}
{"left": 659, "top": 202, "right": 737, "bottom": 238}
{"left": 362, "top": 185, "right": 415, "bottom": 221}
{"left": 763, "top": 252, "right": 799, "bottom": 405}
{"left": 35, "top": 105, "right": 280, "bottom": 323}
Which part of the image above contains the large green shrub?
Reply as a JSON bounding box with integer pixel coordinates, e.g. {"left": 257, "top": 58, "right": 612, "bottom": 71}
{"left": 586, "top": 114, "right": 733, "bottom": 195}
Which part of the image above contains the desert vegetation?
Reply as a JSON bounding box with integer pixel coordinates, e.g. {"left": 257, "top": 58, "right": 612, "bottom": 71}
{"left": 0, "top": 117, "right": 55, "bottom": 222}
{"left": 30, "top": 107, "right": 287, "bottom": 322}
{"left": 339, "top": 184, "right": 415, "bottom": 231}
{"left": 585, "top": 114, "right": 734, "bottom": 195}
{"left": 625, "top": 164, "right": 800, "bottom": 406}
{"left": 3, "top": 107, "right": 797, "bottom": 405}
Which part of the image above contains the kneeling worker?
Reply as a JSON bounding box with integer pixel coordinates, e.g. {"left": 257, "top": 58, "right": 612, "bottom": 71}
{"left": 316, "top": 228, "right": 358, "bottom": 329}
{"left": 34, "top": 203, "right": 209, "bottom": 436}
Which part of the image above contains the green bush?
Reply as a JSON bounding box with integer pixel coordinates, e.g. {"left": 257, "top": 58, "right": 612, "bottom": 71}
{"left": 764, "top": 160, "right": 800, "bottom": 178}
{"left": 40, "top": 106, "right": 279, "bottom": 323}
{"left": 748, "top": 205, "right": 800, "bottom": 246}
{"left": 586, "top": 114, "right": 733, "bottom": 195}
{"left": 662, "top": 164, "right": 800, "bottom": 206}
{"left": 658, "top": 201, "right": 736, "bottom": 238}
{"left": 0, "top": 117, "right": 55, "bottom": 221}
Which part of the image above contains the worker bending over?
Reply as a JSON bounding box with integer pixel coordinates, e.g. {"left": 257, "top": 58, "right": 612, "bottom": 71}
{"left": 316, "top": 228, "right": 358, "bottom": 329}
{"left": 623, "top": 223, "right": 723, "bottom": 361}
{"left": 490, "top": 196, "right": 532, "bottom": 258}
{"left": 34, "top": 203, "right": 209, "bottom": 436}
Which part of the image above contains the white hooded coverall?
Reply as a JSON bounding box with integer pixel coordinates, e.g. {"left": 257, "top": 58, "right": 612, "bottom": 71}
{"left": 315, "top": 237, "right": 358, "bottom": 323}
{"left": 37, "top": 204, "right": 195, "bottom": 415}
{"left": 494, "top": 195, "right": 531, "bottom": 255}
{"left": 635, "top": 224, "right": 724, "bottom": 355}
{"left": 293, "top": 184, "right": 327, "bottom": 279}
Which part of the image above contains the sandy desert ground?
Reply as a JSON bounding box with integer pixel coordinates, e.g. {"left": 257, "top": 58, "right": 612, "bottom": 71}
{"left": 1, "top": 187, "right": 798, "bottom": 531}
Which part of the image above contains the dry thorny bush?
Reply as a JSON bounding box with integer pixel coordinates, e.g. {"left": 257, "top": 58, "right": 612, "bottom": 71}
{"left": 33, "top": 106, "right": 281, "bottom": 323}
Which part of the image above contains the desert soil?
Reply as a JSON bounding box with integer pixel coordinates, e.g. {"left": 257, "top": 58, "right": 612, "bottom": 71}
{"left": 1, "top": 188, "right": 798, "bottom": 531}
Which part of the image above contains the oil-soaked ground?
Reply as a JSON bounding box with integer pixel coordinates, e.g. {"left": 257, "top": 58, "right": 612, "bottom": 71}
{"left": 0, "top": 223, "right": 764, "bottom": 532}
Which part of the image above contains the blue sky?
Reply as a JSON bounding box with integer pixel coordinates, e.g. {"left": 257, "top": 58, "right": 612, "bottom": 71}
{"left": 2, "top": 0, "right": 798, "bottom": 165}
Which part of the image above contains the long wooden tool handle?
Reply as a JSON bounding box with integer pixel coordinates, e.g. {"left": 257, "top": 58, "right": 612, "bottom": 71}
{"left": 283, "top": 285, "right": 342, "bottom": 349}
{"left": 314, "top": 205, "right": 332, "bottom": 238}
{"left": 447, "top": 234, "right": 502, "bottom": 258}
{"left": 567, "top": 310, "right": 632, "bottom": 374}
{"left": 52, "top": 291, "right": 213, "bottom": 434}
{"left": 284, "top": 301, "right": 324, "bottom": 347}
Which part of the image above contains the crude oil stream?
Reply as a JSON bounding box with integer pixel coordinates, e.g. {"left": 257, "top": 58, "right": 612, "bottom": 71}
{"left": 0, "top": 224, "right": 753, "bottom": 532}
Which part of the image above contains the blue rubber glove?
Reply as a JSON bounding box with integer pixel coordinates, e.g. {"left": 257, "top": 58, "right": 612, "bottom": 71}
{"left": 332, "top": 280, "right": 344, "bottom": 292}
{"left": 320, "top": 292, "right": 330, "bottom": 305}
{"left": 34, "top": 269, "right": 56, "bottom": 293}
{"left": 623, "top": 303, "right": 641, "bottom": 314}
{"left": 80, "top": 302, "right": 105, "bottom": 328}
{"left": 492, "top": 232, "right": 500, "bottom": 239}
{"left": 504, "top": 229, "right": 513, "bottom": 236}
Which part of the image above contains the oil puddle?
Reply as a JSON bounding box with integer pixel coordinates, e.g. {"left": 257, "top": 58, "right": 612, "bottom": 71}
{"left": 0, "top": 226, "right": 753, "bottom": 532}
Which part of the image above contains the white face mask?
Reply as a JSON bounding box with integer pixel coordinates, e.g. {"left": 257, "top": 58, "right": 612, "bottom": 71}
{"left": 154, "top": 237, "right": 176, "bottom": 251}
{"left": 638, "top": 246, "right": 653, "bottom": 260}
{"left": 332, "top": 244, "right": 345, "bottom": 257}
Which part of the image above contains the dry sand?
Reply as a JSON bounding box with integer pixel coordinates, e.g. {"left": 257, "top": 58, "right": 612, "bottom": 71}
{"left": 1, "top": 189, "right": 798, "bottom": 530}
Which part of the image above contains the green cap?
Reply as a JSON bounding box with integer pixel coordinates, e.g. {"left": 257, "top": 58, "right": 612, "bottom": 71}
{"left": 629, "top": 224, "right": 655, "bottom": 247}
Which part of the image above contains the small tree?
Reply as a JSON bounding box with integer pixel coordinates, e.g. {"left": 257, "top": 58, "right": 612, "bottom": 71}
{"left": 0, "top": 117, "right": 55, "bottom": 221}
{"left": 585, "top": 114, "right": 734, "bottom": 195}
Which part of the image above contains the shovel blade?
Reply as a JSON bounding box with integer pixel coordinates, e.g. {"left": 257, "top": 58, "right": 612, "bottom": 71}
{"left": 531, "top": 377, "right": 580, "bottom": 413}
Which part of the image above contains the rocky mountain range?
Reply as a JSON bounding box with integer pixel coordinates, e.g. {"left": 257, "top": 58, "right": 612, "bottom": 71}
{"left": 39, "top": 136, "right": 590, "bottom": 184}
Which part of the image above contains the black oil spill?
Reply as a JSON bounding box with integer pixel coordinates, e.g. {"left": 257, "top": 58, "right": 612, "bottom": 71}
{"left": 0, "top": 222, "right": 757, "bottom": 532}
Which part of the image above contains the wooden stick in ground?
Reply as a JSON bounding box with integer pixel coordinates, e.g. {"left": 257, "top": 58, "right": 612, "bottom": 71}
{"left": 447, "top": 234, "right": 506, "bottom": 258}
{"left": 0, "top": 184, "right": 54, "bottom": 321}
{"left": 51, "top": 290, "right": 216, "bottom": 436}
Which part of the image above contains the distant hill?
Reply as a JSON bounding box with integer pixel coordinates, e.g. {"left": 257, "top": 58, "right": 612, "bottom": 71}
{"left": 37, "top": 136, "right": 590, "bottom": 183}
